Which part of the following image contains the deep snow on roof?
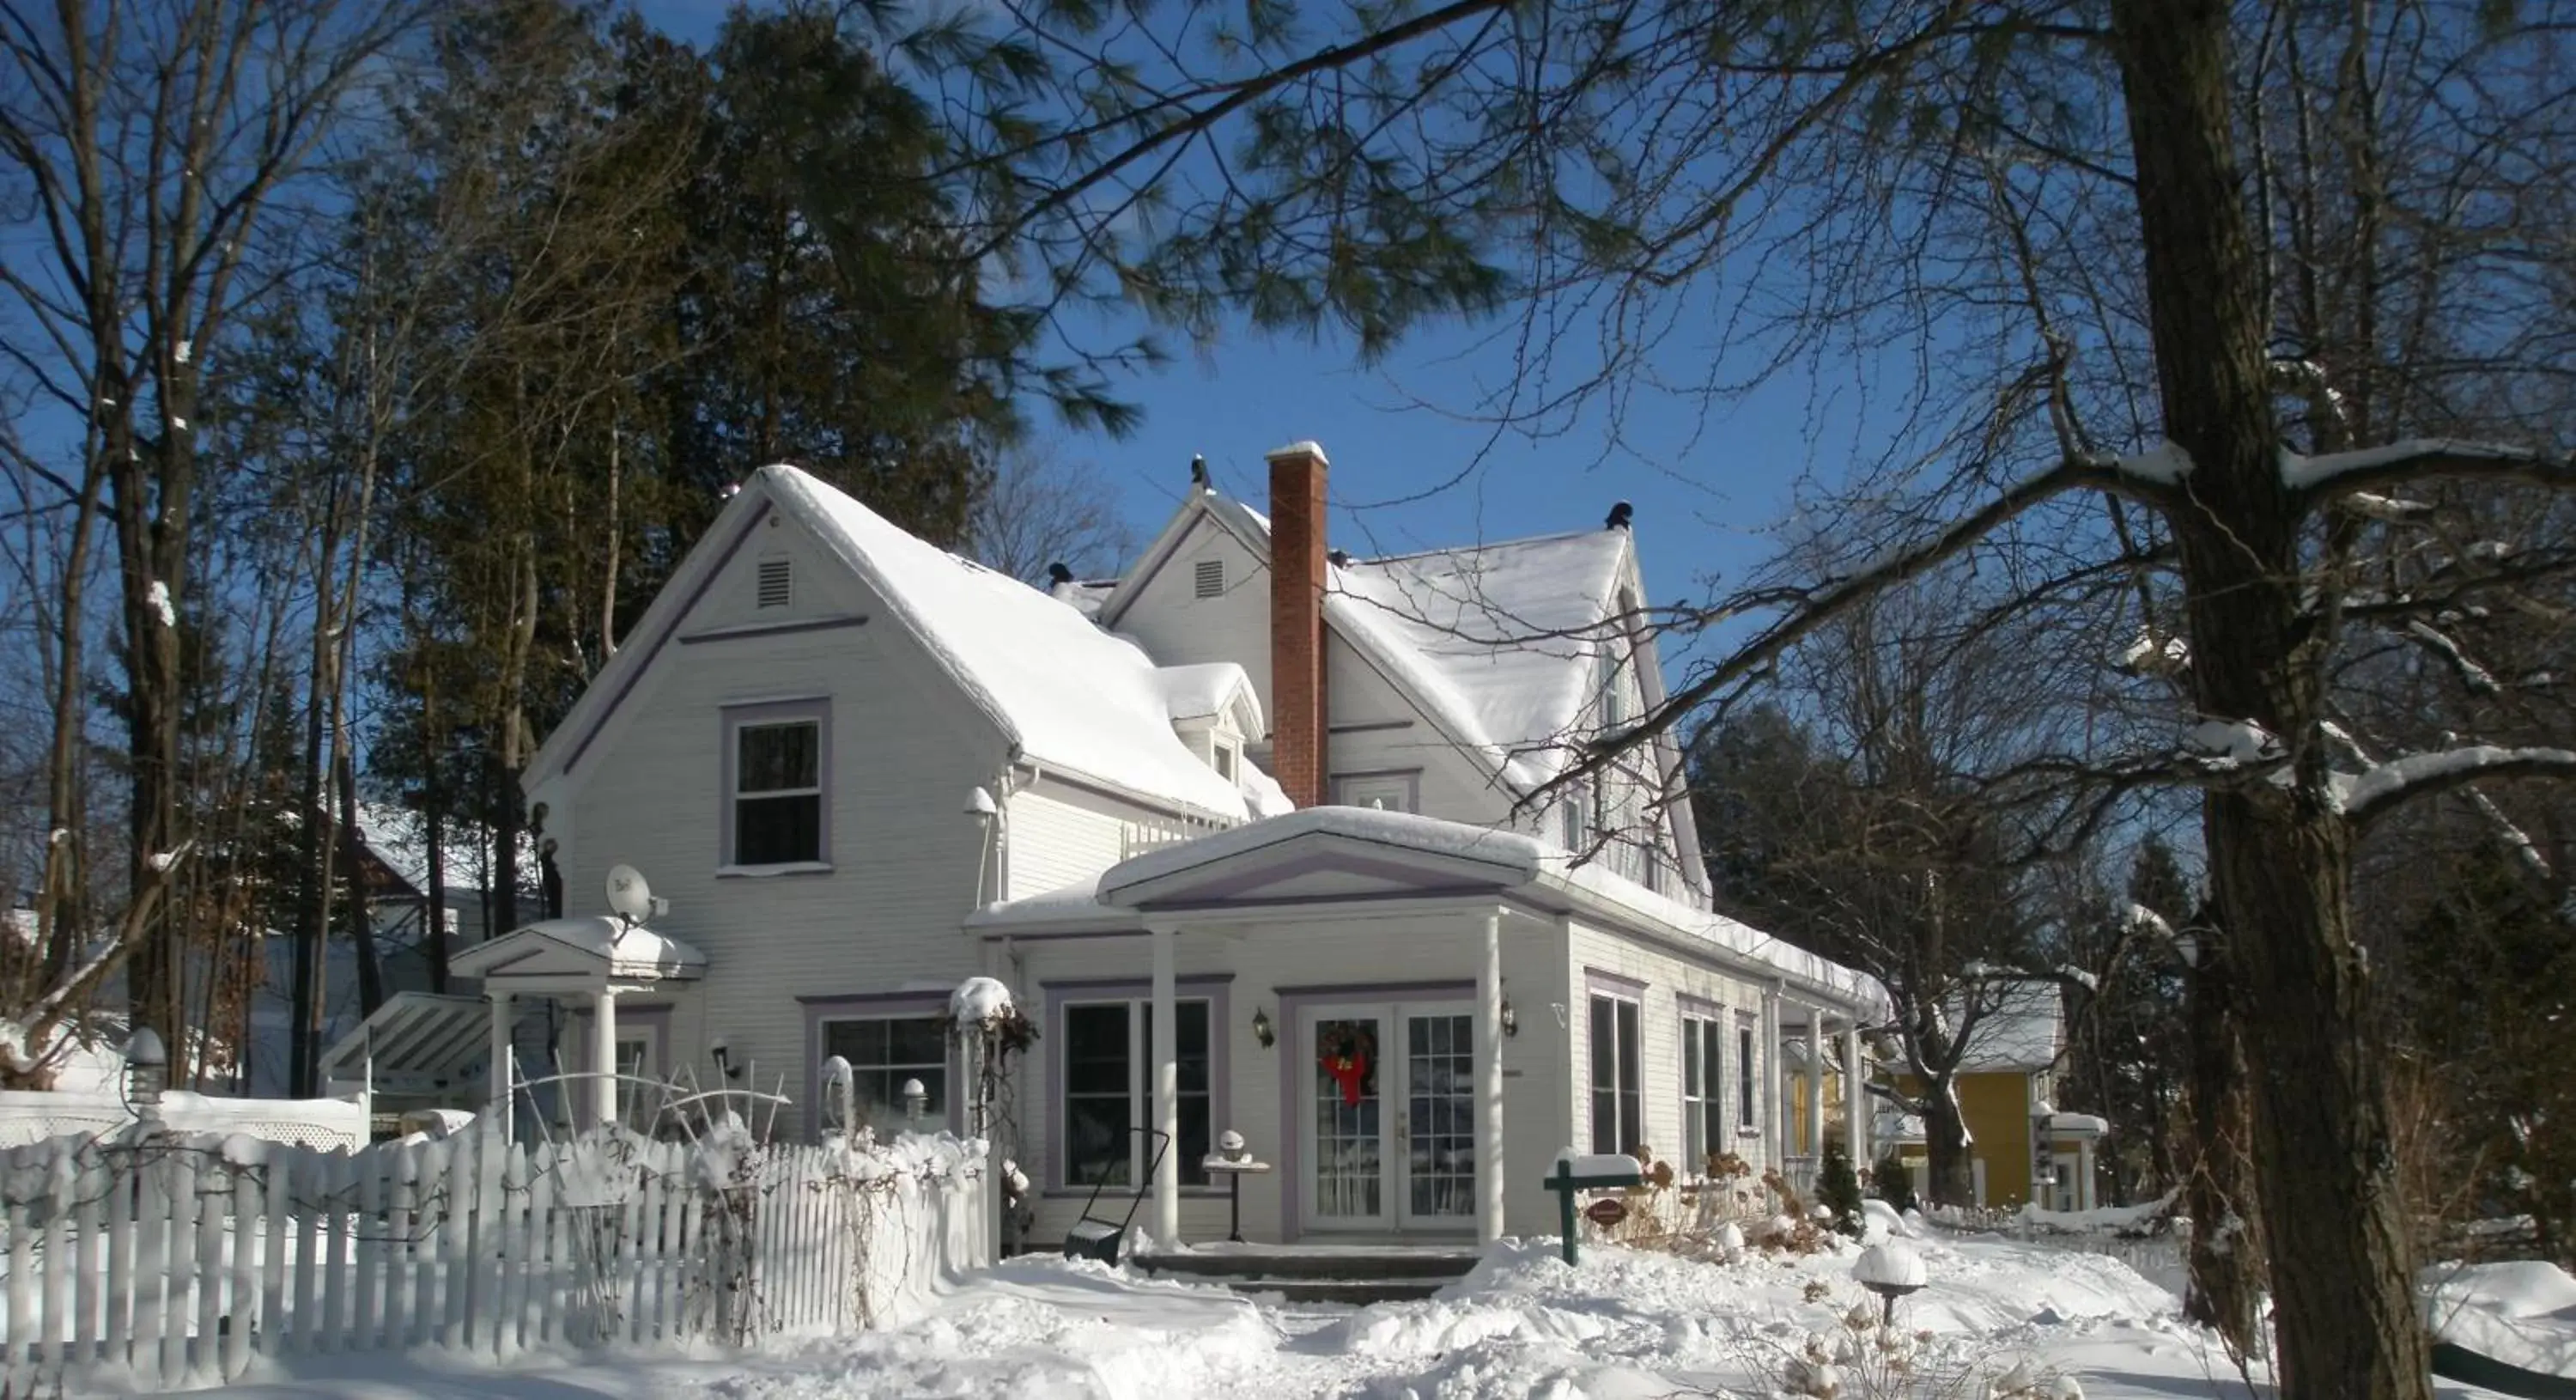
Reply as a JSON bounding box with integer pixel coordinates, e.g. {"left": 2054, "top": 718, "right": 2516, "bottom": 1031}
{"left": 768, "top": 466, "right": 1251, "bottom": 821}
{"left": 353, "top": 804, "right": 530, "bottom": 898}
{"left": 1956, "top": 980, "right": 2063, "bottom": 1071}
{"left": 1192, "top": 491, "right": 1635, "bottom": 793}
{"left": 1334, "top": 531, "right": 1634, "bottom": 790}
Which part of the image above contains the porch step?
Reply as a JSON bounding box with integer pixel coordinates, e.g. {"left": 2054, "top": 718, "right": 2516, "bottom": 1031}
{"left": 1133, "top": 1244, "right": 1481, "bottom": 1307}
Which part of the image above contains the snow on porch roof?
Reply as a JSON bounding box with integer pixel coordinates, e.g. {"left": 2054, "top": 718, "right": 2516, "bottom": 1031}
{"left": 970, "top": 806, "right": 1884, "bottom": 1013}
{"left": 1099, "top": 805, "right": 1549, "bottom": 899}
{"left": 762, "top": 466, "right": 1252, "bottom": 822}
{"left": 450, "top": 915, "right": 708, "bottom": 983}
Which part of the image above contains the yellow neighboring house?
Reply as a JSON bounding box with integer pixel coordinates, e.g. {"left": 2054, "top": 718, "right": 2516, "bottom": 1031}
{"left": 1874, "top": 982, "right": 2105, "bottom": 1211}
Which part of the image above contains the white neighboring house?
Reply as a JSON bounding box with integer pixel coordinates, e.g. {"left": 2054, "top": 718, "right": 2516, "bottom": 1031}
{"left": 327, "top": 441, "right": 1883, "bottom": 1246}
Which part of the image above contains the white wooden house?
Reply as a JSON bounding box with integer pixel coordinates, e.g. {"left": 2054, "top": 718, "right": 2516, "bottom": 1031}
{"left": 329, "top": 441, "right": 1882, "bottom": 1246}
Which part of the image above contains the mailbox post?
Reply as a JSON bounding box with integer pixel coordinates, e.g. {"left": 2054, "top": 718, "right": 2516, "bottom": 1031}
{"left": 1540, "top": 1152, "right": 1643, "bottom": 1265}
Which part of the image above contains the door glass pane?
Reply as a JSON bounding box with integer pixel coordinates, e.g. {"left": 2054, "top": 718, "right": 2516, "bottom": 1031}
{"left": 1315, "top": 1016, "right": 1382, "bottom": 1218}
{"left": 1406, "top": 1013, "right": 1475, "bottom": 1218}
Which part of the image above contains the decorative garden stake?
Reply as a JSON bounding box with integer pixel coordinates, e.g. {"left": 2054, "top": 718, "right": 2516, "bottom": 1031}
{"left": 1854, "top": 1240, "right": 1929, "bottom": 1325}
{"left": 1541, "top": 1152, "right": 1643, "bottom": 1265}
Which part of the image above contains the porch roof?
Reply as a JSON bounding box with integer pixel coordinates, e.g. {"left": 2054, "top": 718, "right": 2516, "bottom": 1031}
{"left": 318, "top": 990, "right": 489, "bottom": 1097}
{"left": 451, "top": 915, "right": 708, "bottom": 985}
{"left": 967, "top": 807, "right": 1887, "bottom": 1017}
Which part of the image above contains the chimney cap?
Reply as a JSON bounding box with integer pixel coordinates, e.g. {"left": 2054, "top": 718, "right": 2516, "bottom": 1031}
{"left": 1605, "top": 501, "right": 1634, "bottom": 531}
{"left": 1189, "top": 455, "right": 1209, "bottom": 489}
{"left": 1264, "top": 440, "right": 1330, "bottom": 466}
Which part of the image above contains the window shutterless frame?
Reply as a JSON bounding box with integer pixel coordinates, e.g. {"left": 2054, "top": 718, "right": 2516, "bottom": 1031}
{"left": 720, "top": 698, "right": 830, "bottom": 869}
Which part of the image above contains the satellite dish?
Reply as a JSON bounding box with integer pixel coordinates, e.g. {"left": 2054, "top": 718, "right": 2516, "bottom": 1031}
{"left": 605, "top": 864, "right": 654, "bottom": 924}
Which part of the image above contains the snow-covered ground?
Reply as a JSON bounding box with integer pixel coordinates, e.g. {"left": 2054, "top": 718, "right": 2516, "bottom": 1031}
{"left": 173, "top": 1227, "right": 2530, "bottom": 1399}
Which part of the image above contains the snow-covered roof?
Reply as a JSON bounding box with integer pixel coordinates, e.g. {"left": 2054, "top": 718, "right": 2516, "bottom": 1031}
{"left": 1102, "top": 804, "right": 1549, "bottom": 898}
{"left": 977, "top": 807, "right": 1880, "bottom": 1013}
{"left": 1955, "top": 981, "right": 2063, "bottom": 1072}
{"left": 450, "top": 915, "right": 707, "bottom": 983}
{"left": 1048, "top": 578, "right": 1120, "bottom": 618}
{"left": 1154, "top": 661, "right": 1263, "bottom": 731}
{"left": 1108, "top": 490, "right": 1640, "bottom": 796}
{"left": 352, "top": 804, "right": 528, "bottom": 898}
{"left": 1332, "top": 531, "right": 1635, "bottom": 791}
{"left": 767, "top": 466, "right": 1252, "bottom": 822}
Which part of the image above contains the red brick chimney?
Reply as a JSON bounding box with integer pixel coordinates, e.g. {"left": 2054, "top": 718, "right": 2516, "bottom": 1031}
{"left": 1267, "top": 441, "right": 1329, "bottom": 808}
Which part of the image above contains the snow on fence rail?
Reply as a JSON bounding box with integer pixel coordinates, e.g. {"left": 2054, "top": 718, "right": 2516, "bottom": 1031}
{"left": 0, "top": 1089, "right": 368, "bottom": 1152}
{"left": 0, "top": 1123, "right": 988, "bottom": 1392}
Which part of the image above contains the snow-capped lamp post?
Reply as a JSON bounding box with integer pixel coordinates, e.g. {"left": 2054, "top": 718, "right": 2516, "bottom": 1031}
{"left": 1854, "top": 1239, "right": 1929, "bottom": 1325}
{"left": 951, "top": 974, "right": 1026, "bottom": 1259}
{"left": 124, "top": 1026, "right": 167, "bottom": 1126}
{"left": 902, "top": 1078, "right": 929, "bottom": 1127}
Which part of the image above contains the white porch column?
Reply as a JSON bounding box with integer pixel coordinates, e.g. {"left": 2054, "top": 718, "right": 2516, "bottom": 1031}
{"left": 1806, "top": 1005, "right": 1826, "bottom": 1160}
{"left": 1151, "top": 924, "right": 1179, "bottom": 1247}
{"left": 486, "top": 990, "right": 514, "bottom": 1135}
{"left": 1760, "top": 983, "right": 1783, "bottom": 1156}
{"left": 2078, "top": 1137, "right": 2096, "bottom": 1211}
{"left": 591, "top": 989, "right": 619, "bottom": 1130}
{"left": 1842, "top": 1020, "right": 1868, "bottom": 1169}
{"left": 1476, "top": 908, "right": 1506, "bottom": 1245}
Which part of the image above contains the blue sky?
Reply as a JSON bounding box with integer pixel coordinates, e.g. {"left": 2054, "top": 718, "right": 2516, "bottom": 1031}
{"left": 632, "top": 0, "right": 1830, "bottom": 667}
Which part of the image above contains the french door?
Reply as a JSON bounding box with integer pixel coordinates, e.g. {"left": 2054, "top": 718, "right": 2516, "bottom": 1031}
{"left": 1302, "top": 1001, "right": 1479, "bottom": 1231}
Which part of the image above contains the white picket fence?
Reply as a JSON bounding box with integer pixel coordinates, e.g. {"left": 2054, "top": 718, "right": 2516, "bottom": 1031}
{"left": 0, "top": 1124, "right": 990, "bottom": 1392}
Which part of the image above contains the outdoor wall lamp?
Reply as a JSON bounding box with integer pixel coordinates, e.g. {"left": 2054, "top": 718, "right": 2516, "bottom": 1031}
{"left": 1252, "top": 1007, "right": 1275, "bottom": 1049}
{"left": 902, "top": 1078, "right": 929, "bottom": 1125}
{"left": 1500, "top": 998, "right": 1519, "bottom": 1038}
{"left": 709, "top": 1038, "right": 743, "bottom": 1080}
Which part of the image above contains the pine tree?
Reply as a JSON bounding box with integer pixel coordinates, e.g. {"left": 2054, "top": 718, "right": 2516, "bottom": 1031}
{"left": 1816, "top": 1141, "right": 1865, "bottom": 1239}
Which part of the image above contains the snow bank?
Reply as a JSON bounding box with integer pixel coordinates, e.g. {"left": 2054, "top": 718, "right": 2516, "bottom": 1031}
{"left": 2425, "top": 1260, "right": 2576, "bottom": 1379}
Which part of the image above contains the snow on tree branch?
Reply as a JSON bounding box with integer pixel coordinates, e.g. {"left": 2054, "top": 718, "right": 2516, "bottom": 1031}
{"left": 2281, "top": 438, "right": 2573, "bottom": 497}
{"left": 2336, "top": 746, "right": 2576, "bottom": 826}
{"left": 2401, "top": 620, "right": 2500, "bottom": 695}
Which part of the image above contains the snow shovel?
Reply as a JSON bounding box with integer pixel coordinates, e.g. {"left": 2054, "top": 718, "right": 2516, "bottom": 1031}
{"left": 1061, "top": 1127, "right": 1174, "bottom": 1264}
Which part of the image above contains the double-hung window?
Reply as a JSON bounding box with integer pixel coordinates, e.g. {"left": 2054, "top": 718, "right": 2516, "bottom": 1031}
{"left": 821, "top": 1016, "right": 948, "bottom": 1135}
{"left": 729, "top": 706, "right": 825, "bottom": 867}
{"left": 1589, "top": 994, "right": 1643, "bottom": 1156}
{"left": 1061, "top": 999, "right": 1212, "bottom": 1187}
{"left": 1681, "top": 1012, "right": 1724, "bottom": 1173}
{"left": 1737, "top": 1022, "right": 1760, "bottom": 1131}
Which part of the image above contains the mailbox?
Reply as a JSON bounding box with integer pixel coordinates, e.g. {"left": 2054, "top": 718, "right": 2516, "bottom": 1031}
{"left": 1541, "top": 1152, "right": 1644, "bottom": 1265}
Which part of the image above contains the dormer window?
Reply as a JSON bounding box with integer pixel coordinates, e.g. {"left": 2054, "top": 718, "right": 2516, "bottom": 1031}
{"left": 1213, "top": 741, "right": 1238, "bottom": 781}
{"left": 756, "top": 557, "right": 793, "bottom": 610}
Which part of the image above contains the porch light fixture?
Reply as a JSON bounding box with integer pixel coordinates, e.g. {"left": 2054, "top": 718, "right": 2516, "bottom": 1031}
{"left": 1499, "top": 998, "right": 1518, "bottom": 1038}
{"left": 1251, "top": 1007, "right": 1275, "bottom": 1049}
{"left": 964, "top": 787, "right": 998, "bottom": 820}
{"left": 902, "top": 1077, "right": 929, "bottom": 1125}
{"left": 709, "top": 1037, "right": 742, "bottom": 1080}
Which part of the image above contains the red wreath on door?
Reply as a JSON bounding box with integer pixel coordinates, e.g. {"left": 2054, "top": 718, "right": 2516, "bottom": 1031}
{"left": 1318, "top": 1024, "right": 1377, "bottom": 1107}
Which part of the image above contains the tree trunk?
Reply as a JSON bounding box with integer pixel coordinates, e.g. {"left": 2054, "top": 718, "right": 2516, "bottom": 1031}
{"left": 2110, "top": 3, "right": 2432, "bottom": 1395}
{"left": 1922, "top": 1073, "right": 1975, "bottom": 1208}
{"left": 335, "top": 749, "right": 386, "bottom": 1016}
{"left": 2183, "top": 947, "right": 2264, "bottom": 1357}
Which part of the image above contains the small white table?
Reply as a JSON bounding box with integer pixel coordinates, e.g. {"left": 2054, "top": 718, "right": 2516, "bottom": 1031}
{"left": 1202, "top": 1152, "right": 1274, "bottom": 1243}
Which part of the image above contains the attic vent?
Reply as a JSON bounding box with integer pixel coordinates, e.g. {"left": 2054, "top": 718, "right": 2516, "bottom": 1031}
{"left": 1194, "top": 558, "right": 1224, "bottom": 599}
{"left": 756, "top": 557, "right": 793, "bottom": 610}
